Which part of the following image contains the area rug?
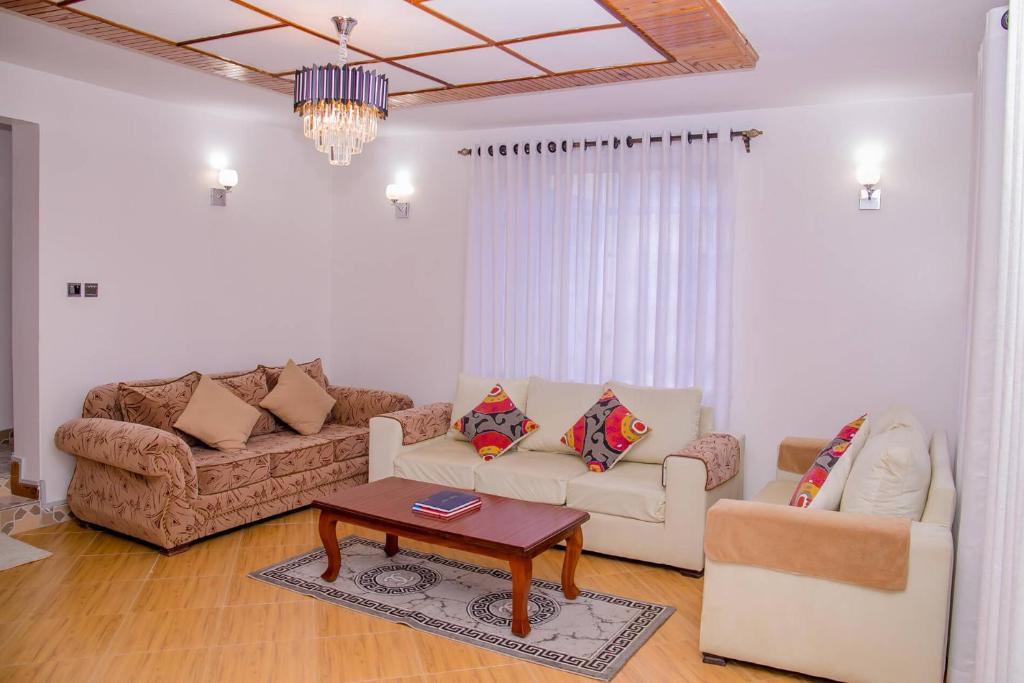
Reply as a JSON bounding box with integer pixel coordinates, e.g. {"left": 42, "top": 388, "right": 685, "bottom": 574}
{"left": 250, "top": 535, "right": 673, "bottom": 681}
{"left": 0, "top": 532, "right": 51, "bottom": 571}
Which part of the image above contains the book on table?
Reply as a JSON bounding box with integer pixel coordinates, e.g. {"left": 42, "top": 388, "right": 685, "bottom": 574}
{"left": 412, "top": 490, "right": 482, "bottom": 520}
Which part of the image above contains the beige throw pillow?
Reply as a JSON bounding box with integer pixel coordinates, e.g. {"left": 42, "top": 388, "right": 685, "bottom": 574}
{"left": 259, "top": 359, "right": 336, "bottom": 435}
{"left": 174, "top": 375, "right": 261, "bottom": 452}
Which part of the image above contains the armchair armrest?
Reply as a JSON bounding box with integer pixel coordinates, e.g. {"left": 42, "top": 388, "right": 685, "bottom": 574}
{"left": 55, "top": 418, "right": 197, "bottom": 496}
{"left": 705, "top": 499, "right": 911, "bottom": 590}
{"left": 327, "top": 386, "right": 414, "bottom": 427}
{"left": 777, "top": 436, "right": 830, "bottom": 475}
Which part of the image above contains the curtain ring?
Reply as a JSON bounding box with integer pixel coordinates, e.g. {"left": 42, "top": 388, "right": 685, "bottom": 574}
{"left": 561, "top": 140, "right": 568, "bottom": 152}
{"left": 524, "top": 142, "right": 530, "bottom": 155}
{"left": 548, "top": 141, "right": 557, "bottom": 153}
{"left": 512, "top": 143, "right": 519, "bottom": 155}
{"left": 487, "top": 145, "right": 494, "bottom": 156}
{"left": 499, "top": 144, "right": 507, "bottom": 156}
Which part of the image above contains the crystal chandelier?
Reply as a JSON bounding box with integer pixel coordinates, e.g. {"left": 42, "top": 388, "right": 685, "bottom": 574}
{"left": 294, "top": 17, "right": 388, "bottom": 166}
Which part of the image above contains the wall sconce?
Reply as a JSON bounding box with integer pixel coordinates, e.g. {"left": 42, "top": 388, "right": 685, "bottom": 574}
{"left": 385, "top": 179, "right": 414, "bottom": 219}
{"left": 857, "top": 165, "right": 881, "bottom": 210}
{"left": 210, "top": 168, "right": 238, "bottom": 207}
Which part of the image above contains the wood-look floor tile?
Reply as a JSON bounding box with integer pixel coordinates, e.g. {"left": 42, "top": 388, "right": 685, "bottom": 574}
{"left": 0, "top": 582, "right": 56, "bottom": 623}
{"left": 0, "top": 657, "right": 104, "bottom": 683}
{"left": 205, "top": 639, "right": 318, "bottom": 683}
{"left": 424, "top": 663, "right": 538, "bottom": 682}
{"left": 2, "top": 613, "right": 123, "bottom": 665}
{"left": 232, "top": 543, "right": 312, "bottom": 575}
{"left": 131, "top": 575, "right": 230, "bottom": 612}
{"left": 31, "top": 579, "right": 143, "bottom": 620}
{"left": 108, "top": 607, "right": 222, "bottom": 654}
{"left": 0, "top": 554, "right": 74, "bottom": 592}
{"left": 64, "top": 553, "right": 156, "bottom": 584}
{"left": 262, "top": 507, "right": 318, "bottom": 525}
{"left": 83, "top": 531, "right": 157, "bottom": 555}
{"left": 409, "top": 629, "right": 516, "bottom": 674}
{"left": 224, "top": 574, "right": 307, "bottom": 606}
{"left": 239, "top": 521, "right": 318, "bottom": 547}
{"left": 317, "top": 631, "right": 422, "bottom": 682}
{"left": 149, "top": 536, "right": 238, "bottom": 579}
{"left": 216, "top": 601, "right": 316, "bottom": 645}
{"left": 315, "top": 600, "right": 404, "bottom": 638}
{"left": 99, "top": 647, "right": 214, "bottom": 682}
{"left": 16, "top": 520, "right": 90, "bottom": 535}
{"left": 13, "top": 529, "right": 99, "bottom": 557}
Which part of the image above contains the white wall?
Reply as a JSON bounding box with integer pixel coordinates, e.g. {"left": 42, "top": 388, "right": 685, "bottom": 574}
{"left": 0, "top": 61, "right": 333, "bottom": 502}
{"left": 0, "top": 125, "right": 12, "bottom": 430}
{"left": 332, "top": 94, "right": 972, "bottom": 497}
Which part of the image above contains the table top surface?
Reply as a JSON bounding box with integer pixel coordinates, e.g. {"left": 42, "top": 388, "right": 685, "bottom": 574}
{"left": 314, "top": 477, "right": 589, "bottom": 556}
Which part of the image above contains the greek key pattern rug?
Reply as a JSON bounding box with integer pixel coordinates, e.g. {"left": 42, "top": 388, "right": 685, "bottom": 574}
{"left": 249, "top": 535, "right": 673, "bottom": 681}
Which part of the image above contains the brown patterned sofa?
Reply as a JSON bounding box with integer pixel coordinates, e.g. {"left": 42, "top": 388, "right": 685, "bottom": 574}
{"left": 54, "top": 363, "right": 412, "bottom": 552}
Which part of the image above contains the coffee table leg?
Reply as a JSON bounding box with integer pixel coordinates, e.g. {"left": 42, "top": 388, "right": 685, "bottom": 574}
{"left": 510, "top": 556, "right": 533, "bottom": 637}
{"left": 318, "top": 511, "right": 341, "bottom": 582}
{"left": 384, "top": 533, "right": 399, "bottom": 557}
{"left": 562, "top": 526, "right": 583, "bottom": 600}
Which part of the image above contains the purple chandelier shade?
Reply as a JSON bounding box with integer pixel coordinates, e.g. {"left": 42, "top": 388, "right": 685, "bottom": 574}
{"left": 292, "top": 64, "right": 389, "bottom": 118}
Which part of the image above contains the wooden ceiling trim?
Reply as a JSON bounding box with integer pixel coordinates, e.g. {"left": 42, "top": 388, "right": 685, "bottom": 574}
{"left": 591, "top": 0, "right": 675, "bottom": 62}
{"left": 177, "top": 23, "right": 285, "bottom": 47}
{"left": 0, "top": 0, "right": 756, "bottom": 109}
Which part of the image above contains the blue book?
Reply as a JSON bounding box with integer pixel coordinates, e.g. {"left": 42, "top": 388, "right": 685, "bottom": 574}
{"left": 413, "top": 490, "right": 480, "bottom": 513}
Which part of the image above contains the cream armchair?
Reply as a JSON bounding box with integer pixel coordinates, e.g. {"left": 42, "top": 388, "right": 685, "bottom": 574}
{"left": 699, "top": 432, "right": 956, "bottom": 683}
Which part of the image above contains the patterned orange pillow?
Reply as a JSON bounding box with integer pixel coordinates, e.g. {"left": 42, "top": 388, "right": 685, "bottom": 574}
{"left": 452, "top": 384, "right": 538, "bottom": 460}
{"left": 790, "top": 415, "right": 867, "bottom": 508}
{"left": 561, "top": 389, "right": 650, "bottom": 472}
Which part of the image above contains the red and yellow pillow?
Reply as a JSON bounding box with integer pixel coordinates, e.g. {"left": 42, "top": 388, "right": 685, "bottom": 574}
{"left": 561, "top": 389, "right": 650, "bottom": 472}
{"left": 790, "top": 415, "right": 867, "bottom": 508}
{"left": 453, "top": 384, "right": 538, "bottom": 460}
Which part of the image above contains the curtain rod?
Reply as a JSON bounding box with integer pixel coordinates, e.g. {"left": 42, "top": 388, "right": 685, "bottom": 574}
{"left": 457, "top": 128, "right": 764, "bottom": 157}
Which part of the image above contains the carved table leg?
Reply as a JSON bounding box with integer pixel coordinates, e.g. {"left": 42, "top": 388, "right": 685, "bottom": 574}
{"left": 318, "top": 511, "right": 341, "bottom": 582}
{"left": 385, "top": 533, "right": 399, "bottom": 557}
{"left": 562, "top": 526, "right": 583, "bottom": 600}
{"left": 509, "top": 556, "right": 533, "bottom": 638}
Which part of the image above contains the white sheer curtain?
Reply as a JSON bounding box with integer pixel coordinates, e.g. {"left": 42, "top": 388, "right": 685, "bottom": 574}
{"left": 950, "top": 4, "right": 1023, "bottom": 681}
{"left": 462, "top": 132, "right": 737, "bottom": 423}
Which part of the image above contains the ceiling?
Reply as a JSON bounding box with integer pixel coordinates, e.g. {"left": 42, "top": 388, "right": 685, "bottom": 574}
{"left": 0, "top": 0, "right": 1006, "bottom": 132}
{"left": 0, "top": 0, "right": 756, "bottom": 107}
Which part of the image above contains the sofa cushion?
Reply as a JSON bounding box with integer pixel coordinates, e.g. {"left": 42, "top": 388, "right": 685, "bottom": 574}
{"left": 566, "top": 462, "right": 665, "bottom": 522}
{"left": 449, "top": 374, "right": 528, "bottom": 442}
{"left": 210, "top": 368, "right": 277, "bottom": 436}
{"left": 394, "top": 438, "right": 483, "bottom": 489}
{"left": 259, "top": 360, "right": 336, "bottom": 435}
{"left": 562, "top": 389, "right": 650, "bottom": 472}
{"left": 453, "top": 383, "right": 538, "bottom": 460}
{"left": 520, "top": 376, "right": 604, "bottom": 454}
{"left": 607, "top": 381, "right": 702, "bottom": 465}
{"left": 193, "top": 447, "right": 271, "bottom": 495}
{"left": 754, "top": 480, "right": 801, "bottom": 506}
{"left": 260, "top": 358, "right": 329, "bottom": 391}
{"left": 791, "top": 414, "right": 869, "bottom": 510}
{"left": 174, "top": 375, "right": 261, "bottom": 453}
{"left": 118, "top": 372, "right": 201, "bottom": 445}
{"left": 841, "top": 424, "right": 931, "bottom": 521}
{"left": 474, "top": 451, "right": 588, "bottom": 505}
{"left": 245, "top": 431, "right": 333, "bottom": 478}
{"left": 318, "top": 424, "right": 370, "bottom": 463}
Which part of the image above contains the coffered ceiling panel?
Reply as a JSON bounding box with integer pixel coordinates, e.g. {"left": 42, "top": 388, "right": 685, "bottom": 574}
{"left": 512, "top": 26, "right": 663, "bottom": 73}
{"left": 1, "top": 0, "right": 758, "bottom": 107}
{"left": 251, "top": 0, "right": 484, "bottom": 57}
{"left": 395, "top": 47, "right": 545, "bottom": 86}
{"left": 426, "top": 0, "right": 619, "bottom": 42}
{"left": 199, "top": 26, "right": 370, "bottom": 75}
{"left": 75, "top": 0, "right": 270, "bottom": 43}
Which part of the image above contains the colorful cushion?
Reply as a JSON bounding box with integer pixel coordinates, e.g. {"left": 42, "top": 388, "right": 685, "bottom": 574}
{"left": 790, "top": 415, "right": 868, "bottom": 509}
{"left": 561, "top": 389, "right": 650, "bottom": 472}
{"left": 452, "top": 384, "right": 538, "bottom": 461}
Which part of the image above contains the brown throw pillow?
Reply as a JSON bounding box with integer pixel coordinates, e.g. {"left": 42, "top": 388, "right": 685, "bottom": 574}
{"left": 174, "top": 375, "right": 261, "bottom": 452}
{"left": 210, "top": 368, "right": 277, "bottom": 436}
{"left": 260, "top": 358, "right": 329, "bottom": 391}
{"left": 259, "top": 360, "right": 336, "bottom": 435}
{"left": 118, "top": 372, "right": 201, "bottom": 444}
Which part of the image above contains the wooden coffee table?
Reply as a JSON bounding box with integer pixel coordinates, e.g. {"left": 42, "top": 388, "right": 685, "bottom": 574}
{"left": 314, "top": 477, "right": 590, "bottom": 637}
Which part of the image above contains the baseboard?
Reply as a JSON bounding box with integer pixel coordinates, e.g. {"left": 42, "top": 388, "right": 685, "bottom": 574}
{"left": 9, "top": 459, "right": 39, "bottom": 500}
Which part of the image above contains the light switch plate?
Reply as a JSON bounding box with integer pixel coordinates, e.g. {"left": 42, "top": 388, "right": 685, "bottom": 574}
{"left": 67, "top": 282, "right": 81, "bottom": 297}
{"left": 84, "top": 283, "right": 98, "bottom": 298}
{"left": 210, "top": 188, "right": 227, "bottom": 207}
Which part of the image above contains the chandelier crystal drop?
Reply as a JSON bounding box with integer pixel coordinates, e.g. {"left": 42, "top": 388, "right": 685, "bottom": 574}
{"left": 294, "top": 16, "right": 388, "bottom": 166}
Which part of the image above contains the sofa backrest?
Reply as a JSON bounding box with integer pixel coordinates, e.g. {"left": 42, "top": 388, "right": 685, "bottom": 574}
{"left": 920, "top": 431, "right": 956, "bottom": 528}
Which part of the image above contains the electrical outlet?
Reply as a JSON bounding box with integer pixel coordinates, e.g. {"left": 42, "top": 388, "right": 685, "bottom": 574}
{"left": 84, "top": 283, "right": 99, "bottom": 298}
{"left": 67, "top": 282, "right": 81, "bottom": 297}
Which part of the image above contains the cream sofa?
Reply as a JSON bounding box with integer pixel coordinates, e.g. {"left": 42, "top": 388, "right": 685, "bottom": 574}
{"left": 699, "top": 430, "right": 956, "bottom": 683}
{"left": 369, "top": 375, "right": 744, "bottom": 574}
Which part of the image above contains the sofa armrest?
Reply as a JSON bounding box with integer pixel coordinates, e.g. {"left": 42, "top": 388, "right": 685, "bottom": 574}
{"left": 327, "top": 386, "right": 414, "bottom": 427}
{"left": 777, "top": 436, "right": 830, "bottom": 475}
{"left": 705, "top": 499, "right": 911, "bottom": 590}
{"left": 54, "top": 418, "right": 197, "bottom": 496}
{"left": 663, "top": 433, "right": 742, "bottom": 490}
{"left": 381, "top": 403, "right": 453, "bottom": 445}
{"left": 368, "top": 403, "right": 453, "bottom": 483}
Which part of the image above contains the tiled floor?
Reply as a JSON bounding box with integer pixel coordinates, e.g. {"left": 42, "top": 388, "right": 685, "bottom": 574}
{"left": 0, "top": 510, "right": 820, "bottom": 682}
